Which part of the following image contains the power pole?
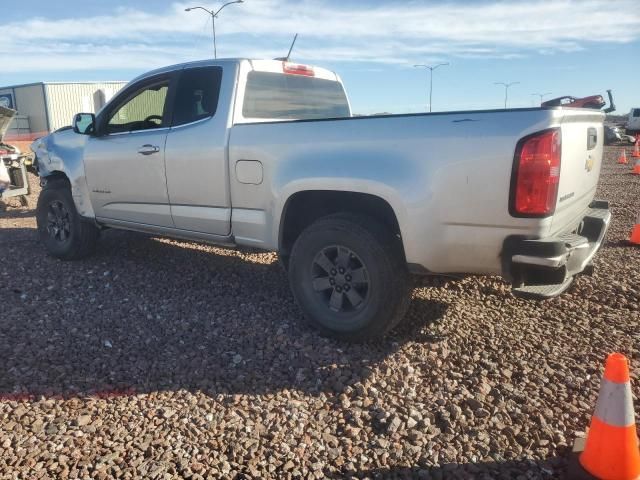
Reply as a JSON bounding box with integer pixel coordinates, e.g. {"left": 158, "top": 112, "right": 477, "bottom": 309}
{"left": 414, "top": 63, "right": 450, "bottom": 112}
{"left": 185, "top": 1, "right": 244, "bottom": 59}
{"left": 494, "top": 81, "right": 520, "bottom": 109}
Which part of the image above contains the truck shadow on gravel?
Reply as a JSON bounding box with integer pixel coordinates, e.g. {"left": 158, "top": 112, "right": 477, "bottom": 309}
{"left": 337, "top": 456, "right": 566, "bottom": 480}
{"left": 0, "top": 207, "right": 36, "bottom": 219}
{"left": 0, "top": 227, "right": 449, "bottom": 399}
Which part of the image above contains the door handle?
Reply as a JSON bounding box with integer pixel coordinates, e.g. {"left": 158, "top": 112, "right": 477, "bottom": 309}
{"left": 137, "top": 144, "right": 160, "bottom": 155}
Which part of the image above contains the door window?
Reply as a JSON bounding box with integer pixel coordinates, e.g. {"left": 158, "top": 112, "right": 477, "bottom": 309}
{"left": 172, "top": 67, "right": 222, "bottom": 127}
{"left": 106, "top": 81, "right": 169, "bottom": 134}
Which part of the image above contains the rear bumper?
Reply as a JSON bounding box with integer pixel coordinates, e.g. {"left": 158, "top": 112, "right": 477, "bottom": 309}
{"left": 503, "top": 200, "right": 611, "bottom": 299}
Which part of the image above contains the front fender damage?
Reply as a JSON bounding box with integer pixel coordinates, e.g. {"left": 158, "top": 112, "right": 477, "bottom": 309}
{"left": 31, "top": 130, "right": 95, "bottom": 219}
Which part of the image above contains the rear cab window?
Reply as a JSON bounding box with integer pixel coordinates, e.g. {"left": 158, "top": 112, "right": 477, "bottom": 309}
{"left": 241, "top": 68, "right": 351, "bottom": 121}
{"left": 172, "top": 66, "right": 223, "bottom": 127}
{"left": 633, "top": 109, "right": 640, "bottom": 118}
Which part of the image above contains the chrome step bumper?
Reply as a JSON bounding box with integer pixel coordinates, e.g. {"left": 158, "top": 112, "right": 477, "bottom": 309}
{"left": 503, "top": 200, "right": 611, "bottom": 300}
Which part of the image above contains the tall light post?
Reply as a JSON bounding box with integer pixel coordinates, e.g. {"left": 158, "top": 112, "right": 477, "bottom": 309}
{"left": 414, "top": 63, "right": 449, "bottom": 112}
{"left": 494, "top": 81, "right": 520, "bottom": 109}
{"left": 185, "top": 1, "right": 244, "bottom": 59}
{"left": 531, "top": 92, "right": 552, "bottom": 105}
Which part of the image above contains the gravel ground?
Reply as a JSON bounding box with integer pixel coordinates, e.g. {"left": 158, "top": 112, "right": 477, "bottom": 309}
{"left": 0, "top": 146, "right": 638, "bottom": 480}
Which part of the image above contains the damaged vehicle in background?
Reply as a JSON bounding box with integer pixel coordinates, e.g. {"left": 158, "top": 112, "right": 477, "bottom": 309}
{"left": 604, "top": 125, "right": 636, "bottom": 145}
{"left": 0, "top": 152, "right": 9, "bottom": 195}
{"left": 0, "top": 106, "right": 30, "bottom": 205}
{"left": 541, "top": 90, "right": 615, "bottom": 112}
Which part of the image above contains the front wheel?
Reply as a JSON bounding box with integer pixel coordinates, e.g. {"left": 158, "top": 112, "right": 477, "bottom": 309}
{"left": 36, "top": 180, "right": 99, "bottom": 260}
{"left": 288, "top": 213, "right": 412, "bottom": 341}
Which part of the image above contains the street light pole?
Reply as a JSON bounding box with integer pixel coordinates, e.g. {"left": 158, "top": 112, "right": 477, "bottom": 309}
{"left": 185, "top": 1, "right": 244, "bottom": 59}
{"left": 531, "top": 92, "right": 552, "bottom": 105}
{"left": 414, "top": 63, "right": 449, "bottom": 112}
{"left": 494, "top": 81, "right": 520, "bottom": 109}
{"left": 212, "top": 12, "right": 216, "bottom": 59}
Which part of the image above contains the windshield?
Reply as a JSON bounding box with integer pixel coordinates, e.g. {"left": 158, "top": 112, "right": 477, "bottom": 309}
{"left": 242, "top": 71, "right": 350, "bottom": 120}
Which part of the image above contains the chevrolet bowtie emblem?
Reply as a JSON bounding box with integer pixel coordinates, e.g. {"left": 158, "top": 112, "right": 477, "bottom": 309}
{"left": 585, "top": 156, "right": 594, "bottom": 172}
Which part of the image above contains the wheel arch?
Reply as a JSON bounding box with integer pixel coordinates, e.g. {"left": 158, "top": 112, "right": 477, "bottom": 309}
{"left": 278, "top": 189, "right": 406, "bottom": 262}
{"left": 39, "top": 168, "right": 96, "bottom": 220}
{"left": 33, "top": 129, "right": 96, "bottom": 219}
{"left": 42, "top": 170, "right": 71, "bottom": 186}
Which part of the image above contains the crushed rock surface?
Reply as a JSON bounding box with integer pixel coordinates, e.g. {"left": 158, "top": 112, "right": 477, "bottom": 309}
{"left": 0, "top": 147, "right": 638, "bottom": 479}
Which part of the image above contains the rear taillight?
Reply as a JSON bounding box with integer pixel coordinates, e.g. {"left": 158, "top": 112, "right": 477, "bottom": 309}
{"left": 282, "top": 62, "right": 315, "bottom": 77}
{"left": 511, "top": 128, "right": 561, "bottom": 217}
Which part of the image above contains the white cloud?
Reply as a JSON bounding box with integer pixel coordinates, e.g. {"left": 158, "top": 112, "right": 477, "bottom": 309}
{"left": 1, "top": 0, "right": 639, "bottom": 73}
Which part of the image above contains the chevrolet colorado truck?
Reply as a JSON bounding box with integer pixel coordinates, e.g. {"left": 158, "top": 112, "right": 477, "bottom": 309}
{"left": 32, "top": 58, "right": 611, "bottom": 340}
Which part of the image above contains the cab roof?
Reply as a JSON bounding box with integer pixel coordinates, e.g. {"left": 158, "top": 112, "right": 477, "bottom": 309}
{"left": 130, "top": 58, "right": 340, "bottom": 85}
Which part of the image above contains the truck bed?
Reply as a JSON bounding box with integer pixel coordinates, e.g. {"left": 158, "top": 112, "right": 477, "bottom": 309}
{"left": 229, "top": 106, "right": 604, "bottom": 276}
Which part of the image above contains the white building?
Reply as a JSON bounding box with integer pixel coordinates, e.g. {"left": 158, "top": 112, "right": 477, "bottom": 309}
{"left": 0, "top": 81, "right": 127, "bottom": 136}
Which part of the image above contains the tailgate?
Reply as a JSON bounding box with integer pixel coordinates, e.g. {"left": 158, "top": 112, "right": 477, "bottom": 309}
{"left": 550, "top": 109, "right": 605, "bottom": 235}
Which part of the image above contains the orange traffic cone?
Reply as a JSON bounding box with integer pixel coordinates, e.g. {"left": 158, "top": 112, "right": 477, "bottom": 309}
{"left": 633, "top": 159, "right": 640, "bottom": 175}
{"left": 619, "top": 149, "right": 629, "bottom": 164}
{"left": 631, "top": 213, "right": 640, "bottom": 245}
{"left": 632, "top": 139, "right": 640, "bottom": 158}
{"left": 577, "top": 353, "right": 640, "bottom": 480}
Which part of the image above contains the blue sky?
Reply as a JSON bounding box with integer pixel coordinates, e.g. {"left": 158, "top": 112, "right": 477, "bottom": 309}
{"left": 2, "top": 0, "right": 639, "bottom": 114}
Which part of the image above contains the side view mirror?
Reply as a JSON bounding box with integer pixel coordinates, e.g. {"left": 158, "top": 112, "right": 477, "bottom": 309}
{"left": 72, "top": 113, "right": 96, "bottom": 135}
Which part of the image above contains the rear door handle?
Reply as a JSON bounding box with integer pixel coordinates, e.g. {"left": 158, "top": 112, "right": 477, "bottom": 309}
{"left": 137, "top": 144, "right": 160, "bottom": 155}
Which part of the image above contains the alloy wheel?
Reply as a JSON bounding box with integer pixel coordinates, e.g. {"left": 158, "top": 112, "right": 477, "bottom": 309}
{"left": 310, "top": 245, "right": 370, "bottom": 313}
{"left": 46, "top": 200, "right": 71, "bottom": 243}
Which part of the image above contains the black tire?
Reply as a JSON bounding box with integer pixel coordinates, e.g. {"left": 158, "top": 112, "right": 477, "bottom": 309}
{"left": 36, "top": 179, "right": 99, "bottom": 260}
{"left": 288, "top": 213, "right": 412, "bottom": 341}
{"left": 278, "top": 254, "right": 290, "bottom": 272}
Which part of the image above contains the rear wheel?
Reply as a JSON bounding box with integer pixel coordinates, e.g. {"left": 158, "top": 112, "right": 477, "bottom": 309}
{"left": 36, "top": 179, "right": 99, "bottom": 260}
{"left": 288, "top": 213, "right": 412, "bottom": 341}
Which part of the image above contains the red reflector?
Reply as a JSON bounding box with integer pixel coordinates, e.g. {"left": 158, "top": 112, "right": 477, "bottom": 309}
{"left": 282, "top": 62, "right": 315, "bottom": 77}
{"left": 512, "top": 129, "right": 561, "bottom": 216}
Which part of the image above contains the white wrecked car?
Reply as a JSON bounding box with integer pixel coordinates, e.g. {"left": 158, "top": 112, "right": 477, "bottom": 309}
{"left": 0, "top": 107, "right": 18, "bottom": 193}
{"left": 0, "top": 156, "right": 9, "bottom": 194}
{"left": 0, "top": 106, "right": 30, "bottom": 203}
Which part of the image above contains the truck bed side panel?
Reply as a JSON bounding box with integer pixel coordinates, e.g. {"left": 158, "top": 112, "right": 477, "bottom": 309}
{"left": 229, "top": 109, "right": 570, "bottom": 275}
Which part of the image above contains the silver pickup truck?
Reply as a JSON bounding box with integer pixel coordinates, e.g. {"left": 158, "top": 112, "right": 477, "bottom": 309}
{"left": 32, "top": 58, "right": 611, "bottom": 340}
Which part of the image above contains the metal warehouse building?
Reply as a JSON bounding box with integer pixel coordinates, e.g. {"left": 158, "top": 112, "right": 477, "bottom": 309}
{"left": 0, "top": 81, "right": 127, "bottom": 136}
